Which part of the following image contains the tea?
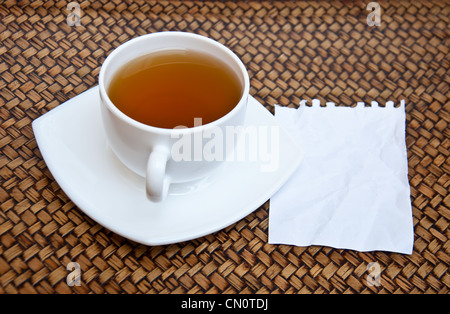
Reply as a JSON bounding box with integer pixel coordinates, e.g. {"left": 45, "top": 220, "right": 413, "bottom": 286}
{"left": 108, "top": 49, "right": 242, "bottom": 129}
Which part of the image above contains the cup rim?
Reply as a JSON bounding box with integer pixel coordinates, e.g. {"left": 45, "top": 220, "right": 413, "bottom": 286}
{"left": 98, "top": 31, "right": 250, "bottom": 134}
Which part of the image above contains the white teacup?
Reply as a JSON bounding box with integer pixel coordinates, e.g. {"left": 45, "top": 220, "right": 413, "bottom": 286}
{"left": 99, "top": 32, "right": 250, "bottom": 202}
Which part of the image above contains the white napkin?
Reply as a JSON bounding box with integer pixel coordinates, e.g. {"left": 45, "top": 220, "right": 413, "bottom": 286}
{"left": 269, "top": 100, "right": 414, "bottom": 254}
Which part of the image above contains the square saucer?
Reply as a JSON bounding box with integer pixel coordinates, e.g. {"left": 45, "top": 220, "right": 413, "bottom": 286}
{"left": 32, "top": 86, "right": 303, "bottom": 245}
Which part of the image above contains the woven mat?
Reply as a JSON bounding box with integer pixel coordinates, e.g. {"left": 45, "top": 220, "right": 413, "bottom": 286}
{"left": 0, "top": 1, "right": 449, "bottom": 294}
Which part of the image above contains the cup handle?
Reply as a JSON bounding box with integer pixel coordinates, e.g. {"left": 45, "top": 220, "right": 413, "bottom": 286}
{"left": 146, "top": 146, "right": 171, "bottom": 202}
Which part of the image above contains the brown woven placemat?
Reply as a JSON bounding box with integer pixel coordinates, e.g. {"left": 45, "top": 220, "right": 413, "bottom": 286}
{"left": 0, "top": 0, "right": 449, "bottom": 294}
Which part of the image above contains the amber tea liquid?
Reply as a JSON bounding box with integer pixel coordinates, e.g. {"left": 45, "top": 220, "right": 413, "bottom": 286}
{"left": 108, "top": 49, "right": 242, "bottom": 129}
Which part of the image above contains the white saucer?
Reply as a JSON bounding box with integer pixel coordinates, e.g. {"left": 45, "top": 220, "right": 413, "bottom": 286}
{"left": 32, "top": 87, "right": 303, "bottom": 245}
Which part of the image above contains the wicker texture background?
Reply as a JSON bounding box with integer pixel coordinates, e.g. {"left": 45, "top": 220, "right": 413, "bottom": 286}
{"left": 0, "top": 0, "right": 449, "bottom": 294}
